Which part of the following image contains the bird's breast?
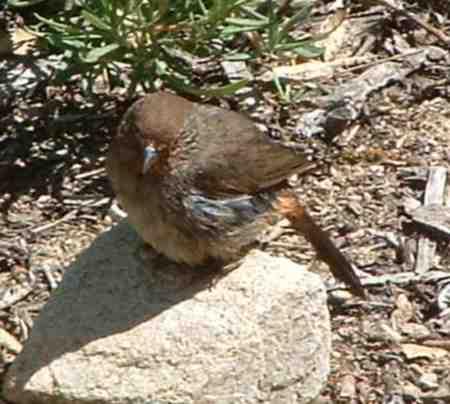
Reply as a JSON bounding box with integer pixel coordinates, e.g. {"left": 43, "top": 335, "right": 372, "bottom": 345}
{"left": 114, "top": 178, "right": 204, "bottom": 265}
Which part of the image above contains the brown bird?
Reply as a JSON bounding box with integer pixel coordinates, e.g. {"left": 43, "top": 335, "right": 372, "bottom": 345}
{"left": 106, "top": 92, "right": 366, "bottom": 298}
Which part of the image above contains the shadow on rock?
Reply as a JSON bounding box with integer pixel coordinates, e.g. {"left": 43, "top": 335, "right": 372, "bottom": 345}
{"left": 7, "top": 220, "right": 217, "bottom": 389}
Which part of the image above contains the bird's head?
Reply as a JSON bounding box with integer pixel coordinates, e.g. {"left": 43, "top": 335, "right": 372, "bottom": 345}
{"left": 108, "top": 92, "right": 194, "bottom": 178}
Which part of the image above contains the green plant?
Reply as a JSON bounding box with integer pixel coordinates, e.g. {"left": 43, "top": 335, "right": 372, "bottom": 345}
{"left": 8, "top": 0, "right": 49, "bottom": 7}
{"left": 23, "top": 0, "right": 324, "bottom": 96}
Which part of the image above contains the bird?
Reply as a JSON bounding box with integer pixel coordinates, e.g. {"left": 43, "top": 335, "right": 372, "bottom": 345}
{"left": 106, "top": 91, "right": 366, "bottom": 298}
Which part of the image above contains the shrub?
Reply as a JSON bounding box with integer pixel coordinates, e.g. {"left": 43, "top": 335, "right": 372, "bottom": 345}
{"left": 9, "top": 0, "right": 323, "bottom": 96}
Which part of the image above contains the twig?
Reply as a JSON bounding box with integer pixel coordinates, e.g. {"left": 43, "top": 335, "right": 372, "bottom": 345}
{"left": 30, "top": 210, "right": 78, "bottom": 234}
{"left": 359, "top": 270, "right": 450, "bottom": 287}
{"left": 343, "top": 49, "right": 423, "bottom": 74}
{"left": 75, "top": 167, "right": 106, "bottom": 180}
{"left": 109, "top": 202, "right": 127, "bottom": 221}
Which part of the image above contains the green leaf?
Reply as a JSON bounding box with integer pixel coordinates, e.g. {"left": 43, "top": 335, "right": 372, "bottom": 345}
{"left": 26, "top": 0, "right": 325, "bottom": 98}
{"left": 34, "top": 13, "right": 73, "bottom": 32}
{"left": 83, "top": 43, "right": 119, "bottom": 63}
{"left": 267, "top": 0, "right": 279, "bottom": 50}
{"left": 158, "top": 0, "right": 169, "bottom": 18}
{"left": 8, "top": 0, "right": 47, "bottom": 7}
{"left": 280, "top": 2, "right": 313, "bottom": 36}
{"left": 222, "top": 26, "right": 261, "bottom": 35}
{"left": 267, "top": 6, "right": 280, "bottom": 50}
{"left": 61, "top": 38, "right": 86, "bottom": 49}
{"left": 225, "top": 17, "right": 267, "bottom": 27}
{"left": 273, "top": 74, "right": 291, "bottom": 103}
{"left": 224, "top": 52, "right": 253, "bottom": 61}
{"left": 82, "top": 10, "right": 111, "bottom": 31}
{"left": 291, "top": 43, "right": 324, "bottom": 58}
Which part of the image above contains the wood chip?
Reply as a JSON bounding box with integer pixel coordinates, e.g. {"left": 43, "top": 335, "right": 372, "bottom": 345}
{"left": 0, "top": 329, "right": 22, "bottom": 354}
{"left": 421, "top": 339, "right": 450, "bottom": 351}
{"left": 424, "top": 167, "right": 447, "bottom": 206}
{"left": 410, "top": 204, "right": 450, "bottom": 238}
{"left": 415, "top": 167, "right": 447, "bottom": 273}
{"left": 401, "top": 343, "right": 449, "bottom": 360}
{"left": 339, "top": 374, "right": 357, "bottom": 399}
{"left": 391, "top": 294, "right": 414, "bottom": 330}
{"left": 360, "top": 270, "right": 450, "bottom": 287}
{"left": 0, "top": 282, "right": 35, "bottom": 310}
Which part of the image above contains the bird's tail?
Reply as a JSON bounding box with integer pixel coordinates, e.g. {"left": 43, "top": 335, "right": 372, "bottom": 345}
{"left": 277, "top": 191, "right": 366, "bottom": 299}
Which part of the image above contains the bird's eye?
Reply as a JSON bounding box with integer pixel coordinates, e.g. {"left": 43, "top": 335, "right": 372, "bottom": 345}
{"left": 142, "top": 145, "right": 158, "bottom": 175}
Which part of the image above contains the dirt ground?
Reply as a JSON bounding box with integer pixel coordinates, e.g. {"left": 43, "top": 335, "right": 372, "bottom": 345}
{"left": 1, "top": 2, "right": 450, "bottom": 403}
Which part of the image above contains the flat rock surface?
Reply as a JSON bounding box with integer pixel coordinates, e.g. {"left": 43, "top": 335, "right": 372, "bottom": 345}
{"left": 3, "top": 221, "right": 331, "bottom": 404}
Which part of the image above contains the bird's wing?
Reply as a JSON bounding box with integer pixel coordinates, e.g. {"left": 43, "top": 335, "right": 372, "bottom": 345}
{"left": 172, "top": 104, "right": 309, "bottom": 196}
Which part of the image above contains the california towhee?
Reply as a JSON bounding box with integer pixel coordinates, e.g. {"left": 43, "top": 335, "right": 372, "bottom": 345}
{"left": 106, "top": 92, "right": 366, "bottom": 298}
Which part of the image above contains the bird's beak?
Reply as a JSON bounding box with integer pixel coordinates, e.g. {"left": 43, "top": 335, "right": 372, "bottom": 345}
{"left": 142, "top": 145, "right": 158, "bottom": 175}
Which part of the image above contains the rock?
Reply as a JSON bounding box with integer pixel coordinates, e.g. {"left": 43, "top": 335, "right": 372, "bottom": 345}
{"left": 3, "top": 221, "right": 331, "bottom": 404}
{"left": 417, "top": 372, "right": 439, "bottom": 391}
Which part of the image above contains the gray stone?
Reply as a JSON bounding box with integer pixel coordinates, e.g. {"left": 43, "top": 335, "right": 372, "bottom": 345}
{"left": 3, "top": 221, "right": 331, "bottom": 404}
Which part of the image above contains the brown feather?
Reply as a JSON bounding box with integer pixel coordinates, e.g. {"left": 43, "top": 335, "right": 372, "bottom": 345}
{"left": 106, "top": 92, "right": 366, "bottom": 298}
